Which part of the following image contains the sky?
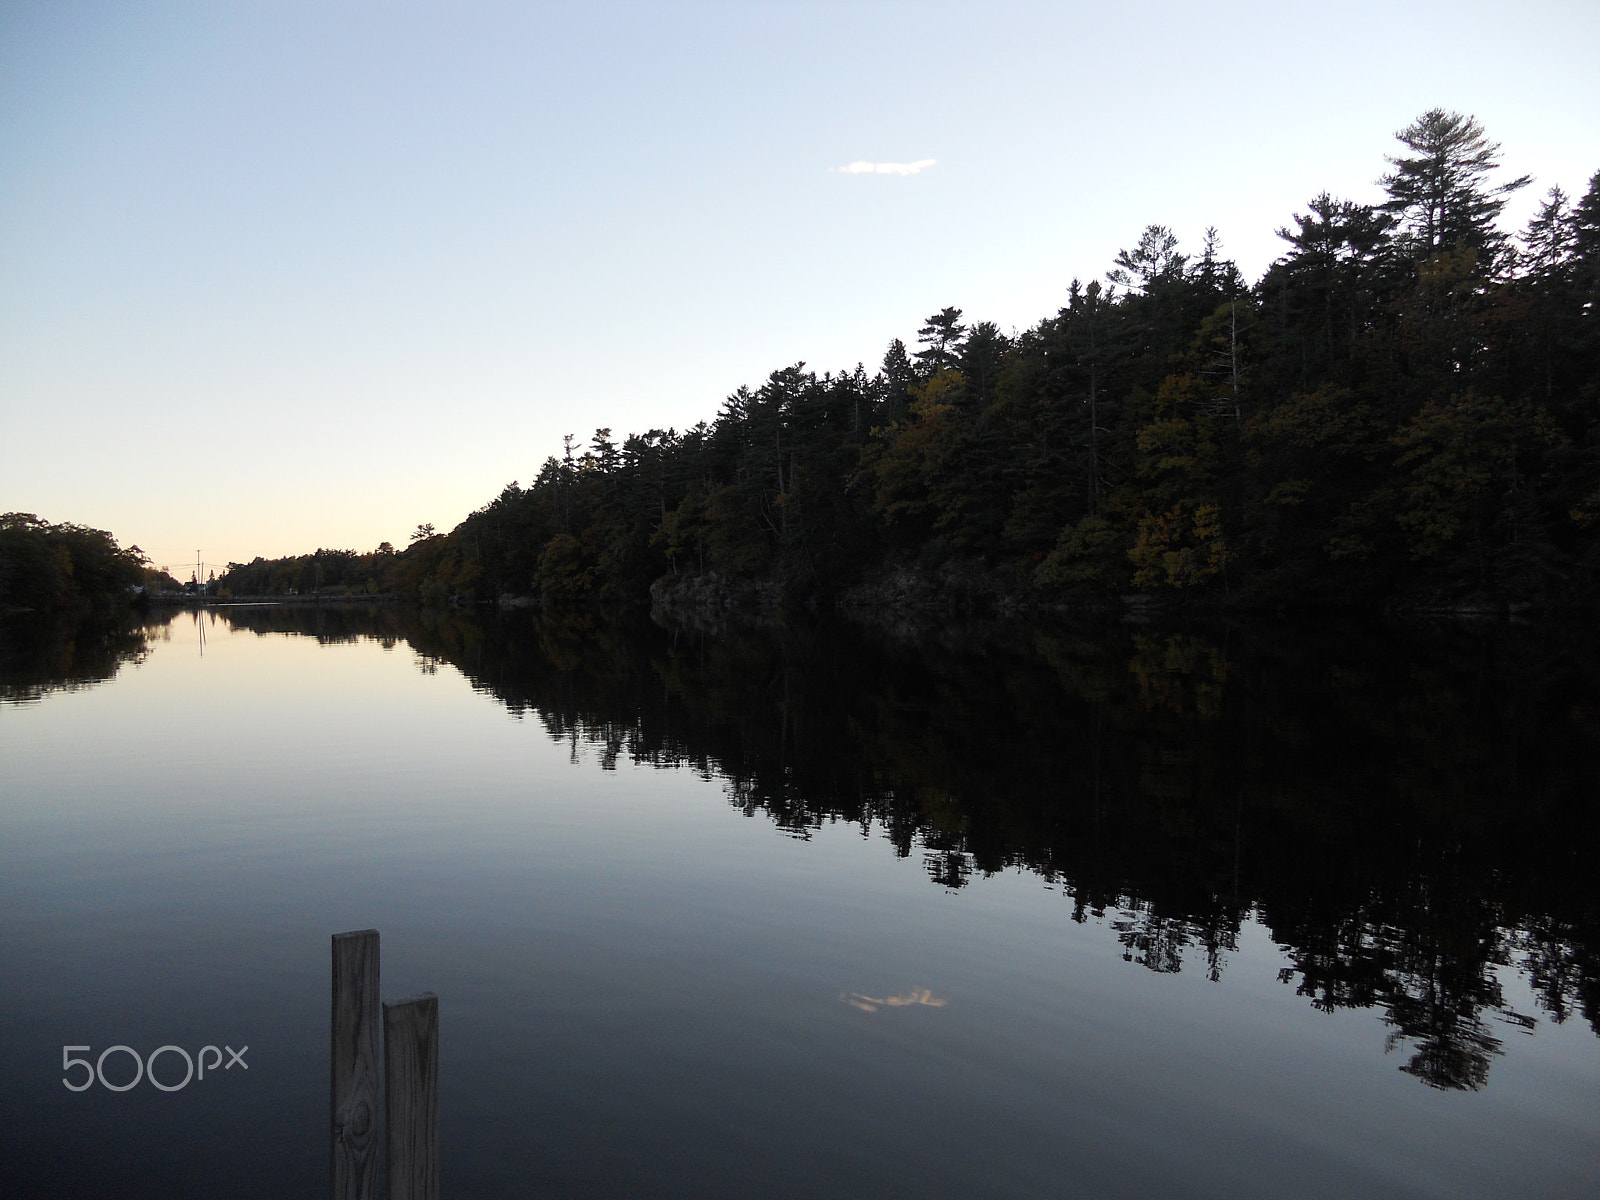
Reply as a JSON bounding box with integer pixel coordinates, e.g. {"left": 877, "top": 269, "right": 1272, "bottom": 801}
{"left": 2, "top": 1, "right": 1597, "bottom": 574}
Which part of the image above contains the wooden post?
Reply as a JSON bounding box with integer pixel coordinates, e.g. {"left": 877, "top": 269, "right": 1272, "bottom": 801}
{"left": 384, "top": 993, "right": 440, "bottom": 1200}
{"left": 331, "top": 930, "right": 381, "bottom": 1200}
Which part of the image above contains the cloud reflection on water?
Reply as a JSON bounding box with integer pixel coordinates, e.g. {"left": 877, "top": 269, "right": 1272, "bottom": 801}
{"left": 840, "top": 987, "right": 947, "bottom": 1013}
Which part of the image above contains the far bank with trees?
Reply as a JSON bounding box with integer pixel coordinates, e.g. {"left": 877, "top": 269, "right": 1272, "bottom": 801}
{"left": 225, "top": 112, "right": 1600, "bottom": 616}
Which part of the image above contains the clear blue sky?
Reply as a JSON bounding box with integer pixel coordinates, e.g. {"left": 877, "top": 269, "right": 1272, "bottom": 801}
{"left": 3, "top": 0, "right": 1596, "bottom": 573}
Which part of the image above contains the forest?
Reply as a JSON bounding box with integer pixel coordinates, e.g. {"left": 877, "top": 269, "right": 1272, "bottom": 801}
{"left": 0, "top": 512, "right": 157, "bottom": 614}
{"left": 221, "top": 110, "right": 1599, "bottom": 612}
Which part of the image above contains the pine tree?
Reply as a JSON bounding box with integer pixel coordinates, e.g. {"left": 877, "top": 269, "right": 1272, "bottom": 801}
{"left": 1379, "top": 109, "right": 1530, "bottom": 267}
{"left": 913, "top": 307, "right": 967, "bottom": 375}
{"left": 1264, "top": 193, "right": 1392, "bottom": 386}
{"left": 877, "top": 338, "right": 916, "bottom": 419}
{"left": 1108, "top": 225, "right": 1187, "bottom": 294}
{"left": 1573, "top": 170, "right": 1600, "bottom": 320}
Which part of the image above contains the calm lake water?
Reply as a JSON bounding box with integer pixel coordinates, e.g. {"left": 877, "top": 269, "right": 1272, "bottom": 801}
{"left": 2, "top": 605, "right": 1598, "bottom": 1199}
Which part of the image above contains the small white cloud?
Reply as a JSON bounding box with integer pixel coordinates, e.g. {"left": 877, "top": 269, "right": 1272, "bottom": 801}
{"left": 831, "top": 158, "right": 937, "bottom": 177}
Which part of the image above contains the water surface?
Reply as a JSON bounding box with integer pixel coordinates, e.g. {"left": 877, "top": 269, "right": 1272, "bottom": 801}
{"left": 2, "top": 606, "right": 1597, "bottom": 1198}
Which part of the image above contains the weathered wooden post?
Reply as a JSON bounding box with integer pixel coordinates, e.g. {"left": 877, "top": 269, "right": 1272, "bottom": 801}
{"left": 384, "top": 992, "right": 440, "bottom": 1200}
{"left": 331, "top": 930, "right": 381, "bottom": 1200}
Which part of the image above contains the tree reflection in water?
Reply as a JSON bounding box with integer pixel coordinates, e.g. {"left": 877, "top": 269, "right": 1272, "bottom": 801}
{"left": 0, "top": 611, "right": 163, "bottom": 703}
{"left": 14, "top": 603, "right": 1596, "bottom": 1093}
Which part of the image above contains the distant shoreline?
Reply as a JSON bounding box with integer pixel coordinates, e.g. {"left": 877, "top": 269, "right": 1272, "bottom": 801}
{"left": 146, "top": 593, "right": 400, "bottom": 607}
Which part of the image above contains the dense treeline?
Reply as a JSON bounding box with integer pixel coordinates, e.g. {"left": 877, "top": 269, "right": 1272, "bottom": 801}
{"left": 217, "top": 544, "right": 399, "bottom": 596}
{"left": 228, "top": 110, "right": 1600, "bottom": 610}
{"left": 0, "top": 513, "right": 153, "bottom": 613}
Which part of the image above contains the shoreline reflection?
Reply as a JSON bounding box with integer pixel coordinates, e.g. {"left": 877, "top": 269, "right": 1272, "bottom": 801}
{"left": 6, "top": 603, "right": 1596, "bottom": 1093}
